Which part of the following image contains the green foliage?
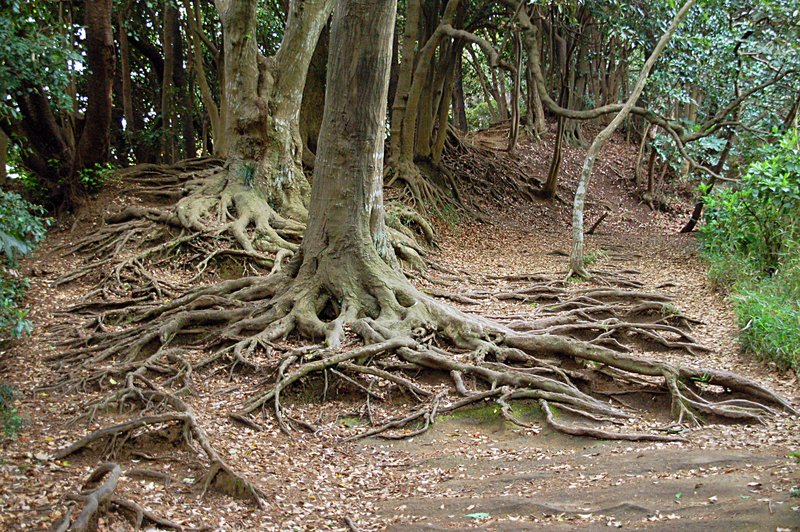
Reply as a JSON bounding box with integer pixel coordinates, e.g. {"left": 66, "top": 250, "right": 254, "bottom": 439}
{"left": 0, "top": 190, "right": 49, "bottom": 340}
{"left": 703, "top": 129, "right": 800, "bottom": 274}
{"left": 702, "top": 129, "right": 800, "bottom": 370}
{"left": 0, "top": 383, "right": 24, "bottom": 439}
{"left": 0, "top": 1, "right": 77, "bottom": 120}
{"left": 583, "top": 248, "right": 609, "bottom": 266}
{"left": 78, "top": 162, "right": 116, "bottom": 193}
{"left": 733, "top": 266, "right": 800, "bottom": 370}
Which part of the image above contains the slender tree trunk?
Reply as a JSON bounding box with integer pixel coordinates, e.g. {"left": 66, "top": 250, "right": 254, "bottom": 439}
{"left": 0, "top": 130, "right": 7, "bottom": 188}
{"left": 468, "top": 46, "right": 499, "bottom": 122}
{"left": 784, "top": 90, "right": 800, "bottom": 129}
{"left": 389, "top": 0, "right": 421, "bottom": 158}
{"left": 161, "top": 0, "right": 176, "bottom": 163}
{"left": 452, "top": 53, "right": 468, "bottom": 133}
{"left": 525, "top": 58, "right": 546, "bottom": 138}
{"left": 569, "top": 0, "right": 696, "bottom": 277}
{"left": 508, "top": 31, "right": 522, "bottom": 153}
{"left": 299, "top": 23, "right": 329, "bottom": 167}
{"left": 172, "top": 9, "right": 195, "bottom": 159}
{"left": 117, "top": 6, "right": 135, "bottom": 140}
{"left": 184, "top": 0, "right": 224, "bottom": 156}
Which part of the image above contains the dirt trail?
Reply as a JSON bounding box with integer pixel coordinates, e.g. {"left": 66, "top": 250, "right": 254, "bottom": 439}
{"left": 1, "top": 132, "right": 798, "bottom": 530}
{"left": 363, "top": 196, "right": 800, "bottom": 530}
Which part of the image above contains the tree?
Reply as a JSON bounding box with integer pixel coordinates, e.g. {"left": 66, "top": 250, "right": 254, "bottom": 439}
{"left": 53, "top": 0, "right": 794, "bottom": 491}
{"left": 0, "top": 0, "right": 115, "bottom": 209}
{"left": 569, "top": 0, "right": 696, "bottom": 279}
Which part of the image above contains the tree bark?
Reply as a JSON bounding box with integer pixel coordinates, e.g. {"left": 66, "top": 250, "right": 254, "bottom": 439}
{"left": 76, "top": 0, "right": 115, "bottom": 174}
{"left": 288, "top": 0, "right": 400, "bottom": 348}
{"left": 184, "top": 0, "right": 224, "bottom": 156}
{"left": 217, "top": 0, "right": 334, "bottom": 220}
{"left": 117, "top": 5, "right": 135, "bottom": 138}
{"left": 452, "top": 53, "right": 468, "bottom": 133}
{"left": 299, "top": 23, "right": 329, "bottom": 167}
{"left": 161, "top": 0, "right": 177, "bottom": 163}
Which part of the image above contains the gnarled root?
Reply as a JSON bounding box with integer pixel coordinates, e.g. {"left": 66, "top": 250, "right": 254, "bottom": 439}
{"left": 54, "top": 258, "right": 796, "bottom": 476}
{"left": 426, "top": 272, "right": 708, "bottom": 356}
{"left": 53, "top": 462, "right": 182, "bottom": 531}
{"left": 442, "top": 123, "right": 543, "bottom": 205}
{"left": 53, "top": 361, "right": 269, "bottom": 509}
{"left": 59, "top": 160, "right": 435, "bottom": 300}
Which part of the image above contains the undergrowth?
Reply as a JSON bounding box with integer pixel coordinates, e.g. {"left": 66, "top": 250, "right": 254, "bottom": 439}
{"left": 0, "top": 190, "right": 49, "bottom": 341}
{"left": 0, "top": 383, "right": 23, "bottom": 439}
{"left": 702, "top": 128, "right": 800, "bottom": 371}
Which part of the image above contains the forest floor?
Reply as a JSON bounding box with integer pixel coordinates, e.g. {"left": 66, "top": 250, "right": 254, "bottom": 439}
{"left": 1, "top": 128, "right": 799, "bottom": 530}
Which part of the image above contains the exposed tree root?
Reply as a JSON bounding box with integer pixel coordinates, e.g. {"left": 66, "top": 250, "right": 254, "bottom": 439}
{"left": 51, "top": 258, "right": 796, "bottom": 502}
{"left": 443, "top": 122, "right": 543, "bottom": 205}
{"left": 57, "top": 160, "right": 434, "bottom": 300}
{"left": 424, "top": 271, "right": 708, "bottom": 355}
{"left": 51, "top": 353, "right": 269, "bottom": 509}
{"left": 385, "top": 158, "right": 467, "bottom": 217}
{"left": 53, "top": 462, "right": 183, "bottom": 531}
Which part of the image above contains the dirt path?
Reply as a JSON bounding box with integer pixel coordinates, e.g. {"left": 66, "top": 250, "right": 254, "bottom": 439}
{"left": 1, "top": 135, "right": 798, "bottom": 530}
{"left": 362, "top": 201, "right": 800, "bottom": 530}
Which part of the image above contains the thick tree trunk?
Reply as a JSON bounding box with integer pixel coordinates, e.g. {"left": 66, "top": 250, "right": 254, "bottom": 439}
{"left": 290, "top": 0, "right": 400, "bottom": 347}
{"left": 76, "top": 0, "right": 115, "bottom": 179}
{"left": 217, "top": 0, "right": 334, "bottom": 220}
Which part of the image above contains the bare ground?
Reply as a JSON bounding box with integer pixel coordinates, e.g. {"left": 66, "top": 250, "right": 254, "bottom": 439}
{"left": 0, "top": 130, "right": 798, "bottom": 530}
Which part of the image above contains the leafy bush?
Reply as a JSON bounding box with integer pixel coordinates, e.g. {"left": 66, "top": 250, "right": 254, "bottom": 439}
{"left": 702, "top": 129, "right": 800, "bottom": 370}
{"left": 0, "top": 190, "right": 49, "bottom": 340}
{"left": 703, "top": 129, "right": 800, "bottom": 275}
{"left": 78, "top": 162, "right": 116, "bottom": 193}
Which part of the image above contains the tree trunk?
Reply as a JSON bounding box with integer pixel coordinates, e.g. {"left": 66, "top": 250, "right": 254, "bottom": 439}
{"left": 161, "top": 0, "right": 176, "bottom": 163}
{"left": 117, "top": 5, "right": 135, "bottom": 139}
{"left": 508, "top": 31, "right": 522, "bottom": 153}
{"left": 452, "top": 53, "right": 468, "bottom": 133}
{"left": 217, "top": 0, "right": 334, "bottom": 221}
{"left": 292, "top": 0, "right": 400, "bottom": 347}
{"left": 0, "top": 130, "right": 7, "bottom": 188}
{"left": 569, "top": 0, "right": 696, "bottom": 277}
{"left": 184, "top": 0, "right": 224, "bottom": 156}
{"left": 76, "top": 0, "right": 115, "bottom": 174}
{"left": 389, "top": 0, "right": 421, "bottom": 158}
{"left": 299, "top": 23, "right": 329, "bottom": 167}
{"left": 172, "top": 8, "right": 196, "bottom": 159}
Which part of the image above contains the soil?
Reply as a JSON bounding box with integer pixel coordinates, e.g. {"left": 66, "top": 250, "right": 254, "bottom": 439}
{"left": 0, "top": 128, "right": 798, "bottom": 531}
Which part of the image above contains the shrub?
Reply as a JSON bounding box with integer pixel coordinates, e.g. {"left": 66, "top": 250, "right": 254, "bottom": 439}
{"left": 78, "top": 162, "right": 116, "bottom": 193}
{"left": 701, "top": 129, "right": 800, "bottom": 370}
{"left": 0, "top": 190, "right": 49, "bottom": 340}
{"left": 703, "top": 129, "right": 800, "bottom": 275}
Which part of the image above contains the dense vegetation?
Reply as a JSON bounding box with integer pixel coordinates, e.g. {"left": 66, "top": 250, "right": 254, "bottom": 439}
{"left": 0, "top": 191, "right": 48, "bottom": 341}
{"left": 703, "top": 128, "right": 800, "bottom": 369}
